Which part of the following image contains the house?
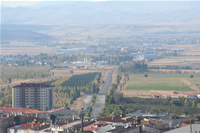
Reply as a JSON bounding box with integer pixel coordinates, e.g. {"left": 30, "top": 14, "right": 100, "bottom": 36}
{"left": 156, "top": 113, "right": 187, "bottom": 127}
{"left": 83, "top": 121, "right": 109, "bottom": 132}
{"left": 29, "top": 123, "right": 50, "bottom": 133}
{"left": 47, "top": 107, "right": 78, "bottom": 121}
{"left": 164, "top": 124, "right": 200, "bottom": 133}
{"left": 0, "top": 107, "right": 48, "bottom": 118}
{"left": 97, "top": 115, "right": 169, "bottom": 130}
{"left": 0, "top": 113, "right": 28, "bottom": 133}
{"left": 7, "top": 122, "right": 43, "bottom": 133}
{"left": 182, "top": 117, "right": 200, "bottom": 126}
{"left": 105, "top": 125, "right": 161, "bottom": 133}
{"left": 51, "top": 118, "right": 95, "bottom": 133}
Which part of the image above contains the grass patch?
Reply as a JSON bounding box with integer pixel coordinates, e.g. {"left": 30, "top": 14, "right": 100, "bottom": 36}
{"left": 126, "top": 85, "right": 193, "bottom": 91}
{"left": 51, "top": 77, "right": 69, "bottom": 86}
{"left": 126, "top": 74, "right": 197, "bottom": 91}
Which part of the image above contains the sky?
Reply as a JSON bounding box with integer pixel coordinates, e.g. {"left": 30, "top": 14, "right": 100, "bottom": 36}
{"left": 1, "top": 0, "right": 199, "bottom": 7}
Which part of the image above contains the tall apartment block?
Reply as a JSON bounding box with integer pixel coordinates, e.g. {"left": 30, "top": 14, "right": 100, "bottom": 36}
{"left": 12, "top": 83, "right": 54, "bottom": 110}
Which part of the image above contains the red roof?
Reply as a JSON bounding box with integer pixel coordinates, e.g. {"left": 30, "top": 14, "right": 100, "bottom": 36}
{"left": 47, "top": 107, "right": 65, "bottom": 113}
{"left": 9, "top": 122, "right": 41, "bottom": 130}
{"left": 0, "top": 107, "right": 47, "bottom": 114}
{"left": 84, "top": 121, "right": 108, "bottom": 131}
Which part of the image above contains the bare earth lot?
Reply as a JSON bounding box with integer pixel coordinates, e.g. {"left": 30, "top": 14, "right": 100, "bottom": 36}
{"left": 1, "top": 46, "right": 58, "bottom": 55}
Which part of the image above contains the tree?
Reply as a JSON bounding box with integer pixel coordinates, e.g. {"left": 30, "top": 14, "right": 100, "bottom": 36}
{"left": 190, "top": 75, "right": 194, "bottom": 78}
{"left": 50, "top": 114, "right": 57, "bottom": 123}
{"left": 65, "top": 103, "right": 68, "bottom": 108}
{"left": 117, "top": 74, "right": 120, "bottom": 84}
{"left": 192, "top": 100, "right": 196, "bottom": 108}
{"left": 113, "top": 91, "right": 122, "bottom": 104}
{"left": 144, "top": 74, "right": 148, "bottom": 77}
{"left": 8, "top": 77, "right": 12, "bottom": 84}
{"left": 196, "top": 103, "right": 200, "bottom": 108}
{"left": 70, "top": 70, "right": 73, "bottom": 75}
{"left": 0, "top": 99, "right": 6, "bottom": 106}
{"left": 44, "top": 106, "right": 48, "bottom": 111}
{"left": 184, "top": 99, "right": 189, "bottom": 107}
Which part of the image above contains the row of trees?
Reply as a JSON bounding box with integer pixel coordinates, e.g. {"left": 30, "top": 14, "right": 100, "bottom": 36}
{"left": 85, "top": 95, "right": 97, "bottom": 117}
{"left": 105, "top": 84, "right": 123, "bottom": 105}
{"left": 118, "top": 62, "right": 148, "bottom": 73}
{"left": 99, "top": 96, "right": 200, "bottom": 118}
{"left": 49, "top": 72, "right": 101, "bottom": 108}
{"left": 0, "top": 85, "right": 12, "bottom": 106}
{"left": 1, "top": 66, "right": 52, "bottom": 84}
{"left": 61, "top": 72, "right": 101, "bottom": 87}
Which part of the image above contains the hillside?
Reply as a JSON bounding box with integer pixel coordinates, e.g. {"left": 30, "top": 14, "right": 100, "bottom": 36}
{"left": 1, "top": 1, "right": 200, "bottom": 25}
{"left": 1, "top": 29, "right": 52, "bottom": 41}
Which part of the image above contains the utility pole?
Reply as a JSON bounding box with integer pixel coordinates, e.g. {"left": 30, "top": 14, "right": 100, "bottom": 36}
{"left": 80, "top": 108, "right": 84, "bottom": 133}
{"left": 136, "top": 116, "right": 142, "bottom": 133}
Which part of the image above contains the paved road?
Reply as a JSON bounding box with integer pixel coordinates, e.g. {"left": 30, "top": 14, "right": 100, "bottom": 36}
{"left": 83, "top": 95, "right": 92, "bottom": 111}
{"left": 91, "top": 70, "right": 113, "bottom": 118}
{"left": 99, "top": 70, "right": 113, "bottom": 95}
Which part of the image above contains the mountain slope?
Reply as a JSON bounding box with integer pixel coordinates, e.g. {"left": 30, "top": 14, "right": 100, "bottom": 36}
{"left": 1, "top": 29, "right": 52, "bottom": 41}
{"left": 1, "top": 1, "right": 200, "bottom": 25}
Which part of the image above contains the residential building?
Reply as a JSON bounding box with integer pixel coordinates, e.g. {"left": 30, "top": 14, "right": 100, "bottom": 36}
{"left": 7, "top": 122, "right": 49, "bottom": 133}
{"left": 47, "top": 107, "right": 78, "bottom": 121}
{"left": 83, "top": 121, "right": 109, "bottom": 132}
{"left": 97, "top": 115, "right": 169, "bottom": 131}
{"left": 12, "top": 83, "right": 54, "bottom": 110}
{"left": 106, "top": 125, "right": 161, "bottom": 133}
{"left": 164, "top": 124, "right": 200, "bottom": 133}
{"left": 0, "top": 113, "right": 27, "bottom": 133}
{"left": 0, "top": 107, "right": 48, "bottom": 118}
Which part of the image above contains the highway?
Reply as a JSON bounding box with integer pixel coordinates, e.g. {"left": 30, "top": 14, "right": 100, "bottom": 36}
{"left": 91, "top": 70, "right": 113, "bottom": 118}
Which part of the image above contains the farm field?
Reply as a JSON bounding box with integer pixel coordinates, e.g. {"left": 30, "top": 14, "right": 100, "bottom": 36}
{"left": 148, "top": 56, "right": 200, "bottom": 68}
{"left": 126, "top": 74, "right": 200, "bottom": 91}
{"left": 0, "top": 46, "right": 57, "bottom": 55}
{"left": 148, "top": 44, "right": 200, "bottom": 68}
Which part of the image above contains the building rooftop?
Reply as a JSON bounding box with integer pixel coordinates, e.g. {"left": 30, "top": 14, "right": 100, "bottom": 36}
{"left": 47, "top": 107, "right": 65, "bottom": 113}
{"left": 182, "top": 116, "right": 200, "bottom": 125}
{"left": 9, "top": 122, "right": 41, "bottom": 130}
{"left": 13, "top": 83, "right": 53, "bottom": 88}
{"left": 0, "top": 107, "right": 47, "bottom": 114}
{"left": 97, "top": 116, "right": 135, "bottom": 124}
{"left": 47, "top": 107, "right": 78, "bottom": 115}
{"left": 30, "top": 123, "right": 50, "bottom": 131}
{"left": 53, "top": 118, "right": 77, "bottom": 126}
{"left": 106, "top": 126, "right": 136, "bottom": 133}
{"left": 98, "top": 116, "right": 167, "bottom": 126}
{"left": 84, "top": 121, "right": 109, "bottom": 131}
{"left": 27, "top": 116, "right": 47, "bottom": 122}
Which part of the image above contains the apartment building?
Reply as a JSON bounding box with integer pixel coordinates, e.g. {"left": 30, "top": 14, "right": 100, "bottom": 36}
{"left": 12, "top": 83, "right": 54, "bottom": 110}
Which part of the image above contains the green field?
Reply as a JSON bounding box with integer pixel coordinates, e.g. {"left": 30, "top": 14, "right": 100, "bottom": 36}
{"left": 126, "top": 74, "right": 200, "bottom": 91}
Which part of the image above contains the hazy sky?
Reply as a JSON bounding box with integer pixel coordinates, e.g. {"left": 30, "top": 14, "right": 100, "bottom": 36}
{"left": 2, "top": 0, "right": 198, "bottom": 7}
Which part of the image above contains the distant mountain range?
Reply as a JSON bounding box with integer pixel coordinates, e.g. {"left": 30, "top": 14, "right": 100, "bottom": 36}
{"left": 1, "top": 1, "right": 200, "bottom": 41}
{"left": 1, "top": 1, "right": 200, "bottom": 25}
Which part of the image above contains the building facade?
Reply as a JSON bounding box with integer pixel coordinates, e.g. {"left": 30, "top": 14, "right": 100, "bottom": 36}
{"left": 12, "top": 83, "right": 54, "bottom": 110}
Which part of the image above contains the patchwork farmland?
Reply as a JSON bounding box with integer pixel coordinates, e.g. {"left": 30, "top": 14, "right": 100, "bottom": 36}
{"left": 123, "top": 73, "right": 200, "bottom": 97}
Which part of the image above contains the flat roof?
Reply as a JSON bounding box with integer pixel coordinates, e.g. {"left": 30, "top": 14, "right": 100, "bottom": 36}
{"left": 13, "top": 83, "right": 54, "bottom": 88}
